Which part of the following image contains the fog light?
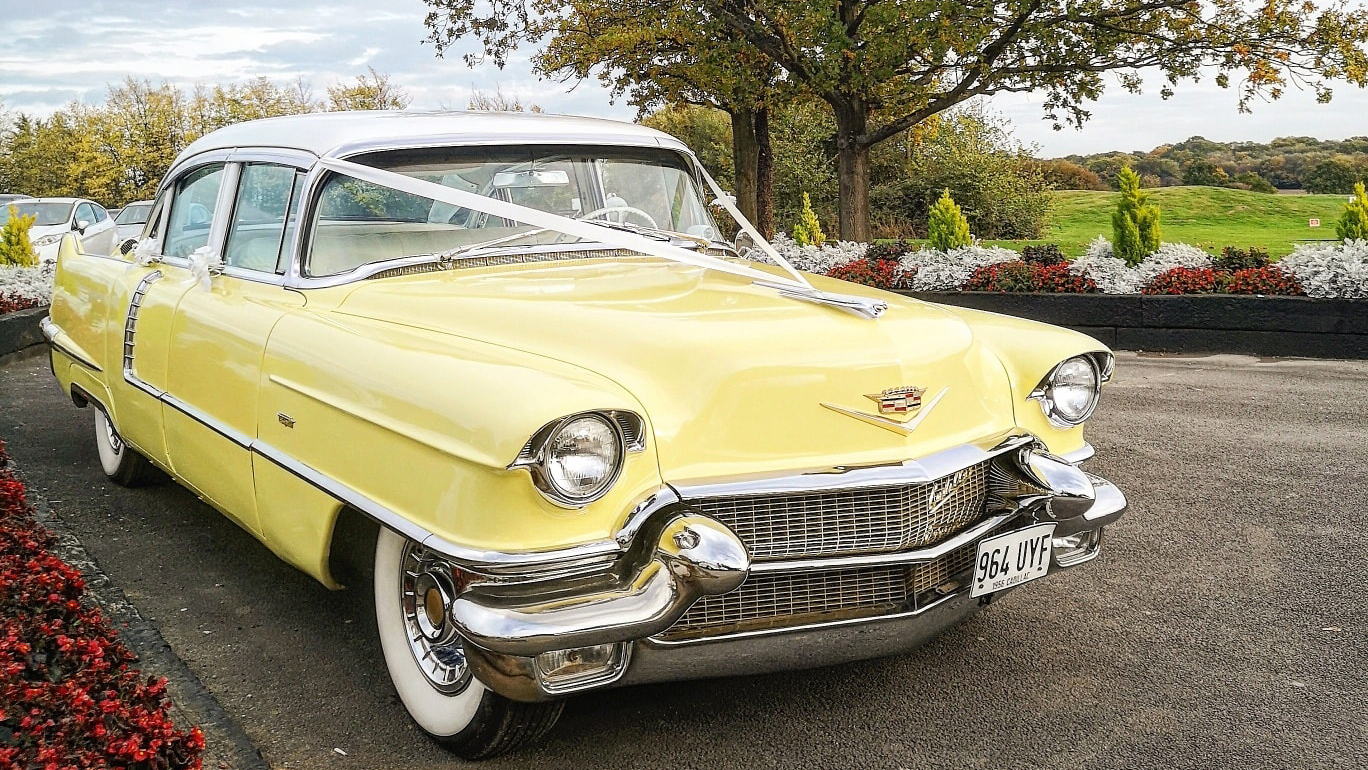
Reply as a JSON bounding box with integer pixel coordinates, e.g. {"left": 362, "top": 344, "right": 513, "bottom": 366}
{"left": 1052, "top": 529, "right": 1103, "bottom": 567}
{"left": 533, "top": 643, "right": 629, "bottom": 693}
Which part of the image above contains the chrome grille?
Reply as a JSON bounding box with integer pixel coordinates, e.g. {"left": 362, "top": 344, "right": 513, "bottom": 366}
{"left": 661, "top": 544, "right": 977, "bottom": 640}
{"left": 687, "top": 462, "right": 990, "bottom": 560}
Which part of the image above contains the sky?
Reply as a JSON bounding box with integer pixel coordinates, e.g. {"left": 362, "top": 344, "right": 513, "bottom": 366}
{"left": 4, "top": 0, "right": 1367, "bottom": 158}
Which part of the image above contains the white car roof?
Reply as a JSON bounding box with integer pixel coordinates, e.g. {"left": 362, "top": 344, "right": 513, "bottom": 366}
{"left": 173, "top": 111, "right": 689, "bottom": 168}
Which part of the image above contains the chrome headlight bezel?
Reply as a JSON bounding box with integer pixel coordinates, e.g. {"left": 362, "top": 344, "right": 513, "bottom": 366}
{"left": 510, "top": 410, "right": 643, "bottom": 507}
{"left": 1030, "top": 353, "right": 1110, "bottom": 428}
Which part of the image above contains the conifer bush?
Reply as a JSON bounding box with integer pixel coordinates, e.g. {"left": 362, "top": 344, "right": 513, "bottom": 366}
{"left": 1111, "top": 167, "right": 1160, "bottom": 267}
{"left": 791, "top": 193, "right": 825, "bottom": 246}
{"left": 0, "top": 206, "right": 38, "bottom": 268}
{"left": 1337, "top": 182, "right": 1368, "bottom": 241}
{"left": 927, "top": 189, "right": 971, "bottom": 251}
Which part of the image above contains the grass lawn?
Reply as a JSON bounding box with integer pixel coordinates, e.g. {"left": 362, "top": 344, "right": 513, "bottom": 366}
{"left": 879, "top": 187, "right": 1351, "bottom": 257}
{"left": 1043, "top": 186, "right": 1350, "bottom": 257}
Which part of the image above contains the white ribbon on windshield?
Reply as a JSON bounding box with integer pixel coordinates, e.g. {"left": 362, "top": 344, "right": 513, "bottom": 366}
{"left": 317, "top": 157, "right": 813, "bottom": 291}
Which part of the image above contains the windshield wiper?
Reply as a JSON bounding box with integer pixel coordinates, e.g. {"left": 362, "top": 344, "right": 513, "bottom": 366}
{"left": 423, "top": 228, "right": 552, "bottom": 267}
{"left": 580, "top": 219, "right": 713, "bottom": 249}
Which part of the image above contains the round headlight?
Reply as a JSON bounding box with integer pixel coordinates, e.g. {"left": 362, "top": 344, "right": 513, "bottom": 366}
{"left": 541, "top": 415, "right": 622, "bottom": 504}
{"left": 1041, "top": 356, "right": 1100, "bottom": 426}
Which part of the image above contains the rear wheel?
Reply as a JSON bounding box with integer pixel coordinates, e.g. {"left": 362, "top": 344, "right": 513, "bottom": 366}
{"left": 373, "top": 527, "right": 563, "bottom": 759}
{"left": 93, "top": 410, "right": 164, "bottom": 486}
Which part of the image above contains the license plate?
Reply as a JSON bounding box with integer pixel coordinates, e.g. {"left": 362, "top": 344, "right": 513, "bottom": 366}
{"left": 971, "top": 524, "right": 1056, "bottom": 598}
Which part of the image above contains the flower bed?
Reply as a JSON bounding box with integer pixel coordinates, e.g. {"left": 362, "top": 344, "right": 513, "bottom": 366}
{"left": 0, "top": 443, "right": 205, "bottom": 769}
{"left": 0, "top": 265, "right": 53, "bottom": 315}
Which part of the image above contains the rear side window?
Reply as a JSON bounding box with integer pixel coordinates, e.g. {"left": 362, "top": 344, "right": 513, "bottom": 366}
{"left": 224, "top": 164, "right": 304, "bottom": 274}
{"left": 165, "top": 164, "right": 226, "bottom": 259}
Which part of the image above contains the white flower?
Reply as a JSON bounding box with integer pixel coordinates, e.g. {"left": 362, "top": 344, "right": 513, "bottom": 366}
{"left": 1280, "top": 240, "right": 1368, "bottom": 299}
{"left": 1070, "top": 239, "right": 1213, "bottom": 294}
{"left": 900, "top": 245, "right": 1019, "bottom": 291}
{"left": 763, "top": 232, "right": 870, "bottom": 274}
{"left": 0, "top": 263, "right": 54, "bottom": 306}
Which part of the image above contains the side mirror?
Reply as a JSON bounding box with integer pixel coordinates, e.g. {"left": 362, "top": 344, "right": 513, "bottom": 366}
{"left": 75, "top": 219, "right": 91, "bottom": 234}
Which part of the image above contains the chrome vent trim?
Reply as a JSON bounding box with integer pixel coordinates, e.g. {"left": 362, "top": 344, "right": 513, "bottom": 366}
{"left": 367, "top": 263, "right": 443, "bottom": 280}
{"left": 122, "top": 271, "right": 162, "bottom": 378}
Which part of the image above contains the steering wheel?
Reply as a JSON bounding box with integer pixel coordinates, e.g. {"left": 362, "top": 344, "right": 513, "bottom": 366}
{"left": 577, "top": 206, "right": 659, "bottom": 229}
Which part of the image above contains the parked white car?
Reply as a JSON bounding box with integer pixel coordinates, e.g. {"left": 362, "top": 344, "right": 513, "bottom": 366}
{"left": 113, "top": 199, "right": 155, "bottom": 244}
{"left": 8, "top": 197, "right": 117, "bottom": 263}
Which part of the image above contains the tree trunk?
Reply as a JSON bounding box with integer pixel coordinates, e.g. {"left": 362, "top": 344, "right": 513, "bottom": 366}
{"left": 754, "top": 105, "right": 774, "bottom": 240}
{"left": 832, "top": 98, "right": 872, "bottom": 242}
{"left": 730, "top": 108, "right": 759, "bottom": 226}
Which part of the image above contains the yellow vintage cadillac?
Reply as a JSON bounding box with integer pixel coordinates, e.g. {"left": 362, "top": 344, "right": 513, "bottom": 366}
{"left": 43, "top": 111, "right": 1126, "bottom": 758}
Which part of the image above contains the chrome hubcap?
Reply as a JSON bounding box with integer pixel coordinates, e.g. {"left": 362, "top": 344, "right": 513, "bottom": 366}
{"left": 400, "top": 542, "right": 472, "bottom": 694}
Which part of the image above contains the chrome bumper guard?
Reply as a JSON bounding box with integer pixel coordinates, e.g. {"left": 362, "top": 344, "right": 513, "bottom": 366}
{"left": 456, "top": 437, "right": 1126, "bottom": 702}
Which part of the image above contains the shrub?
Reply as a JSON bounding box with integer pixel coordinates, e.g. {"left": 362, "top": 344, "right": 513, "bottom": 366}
{"left": 766, "top": 232, "right": 868, "bottom": 274}
{"left": 1224, "top": 266, "right": 1305, "bottom": 296}
{"left": 927, "top": 189, "right": 971, "bottom": 251}
{"left": 964, "top": 261, "right": 1096, "bottom": 293}
{"left": 0, "top": 264, "right": 54, "bottom": 308}
{"left": 1279, "top": 240, "right": 1368, "bottom": 299}
{"left": 899, "top": 245, "right": 1019, "bottom": 291}
{"left": 791, "top": 192, "right": 825, "bottom": 246}
{"left": 1338, "top": 182, "right": 1368, "bottom": 241}
{"left": 1020, "top": 244, "right": 1066, "bottom": 266}
{"left": 825, "top": 258, "right": 911, "bottom": 290}
{"left": 1214, "top": 246, "right": 1272, "bottom": 272}
{"left": 0, "top": 442, "right": 206, "bottom": 769}
{"left": 1142, "top": 267, "right": 1229, "bottom": 295}
{"left": 864, "top": 240, "right": 918, "bottom": 262}
{"left": 0, "top": 206, "right": 38, "bottom": 268}
{"left": 1112, "top": 167, "right": 1161, "bottom": 266}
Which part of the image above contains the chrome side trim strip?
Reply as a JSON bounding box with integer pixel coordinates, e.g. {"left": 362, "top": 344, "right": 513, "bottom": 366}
{"left": 747, "top": 513, "right": 1013, "bottom": 574}
{"left": 40, "top": 317, "right": 102, "bottom": 372}
{"left": 162, "top": 392, "right": 252, "bottom": 449}
{"left": 251, "top": 439, "right": 631, "bottom": 579}
{"left": 672, "top": 432, "right": 1032, "bottom": 499}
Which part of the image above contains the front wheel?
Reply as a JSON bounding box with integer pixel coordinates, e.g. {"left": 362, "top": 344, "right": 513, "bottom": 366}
{"left": 373, "top": 527, "right": 563, "bottom": 759}
{"left": 93, "top": 410, "right": 164, "bottom": 486}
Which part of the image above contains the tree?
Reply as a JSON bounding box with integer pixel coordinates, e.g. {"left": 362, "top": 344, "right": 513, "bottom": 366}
{"left": 1183, "top": 158, "right": 1229, "bottom": 187}
{"left": 791, "top": 193, "right": 825, "bottom": 244}
{"left": 0, "top": 206, "right": 37, "bottom": 266}
{"left": 467, "top": 88, "right": 541, "bottom": 112}
{"left": 1338, "top": 181, "right": 1368, "bottom": 240}
{"left": 927, "top": 189, "right": 970, "bottom": 251}
{"left": 1113, "top": 167, "right": 1160, "bottom": 266}
{"left": 1035, "top": 159, "right": 1107, "bottom": 191}
{"left": 640, "top": 105, "right": 734, "bottom": 189}
{"left": 327, "top": 67, "right": 412, "bottom": 111}
{"left": 424, "top": 0, "right": 786, "bottom": 237}
{"left": 689, "top": 0, "right": 1368, "bottom": 240}
{"left": 1304, "top": 158, "right": 1361, "bottom": 194}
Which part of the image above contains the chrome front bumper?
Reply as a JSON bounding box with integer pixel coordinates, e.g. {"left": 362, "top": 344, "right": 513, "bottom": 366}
{"left": 451, "top": 436, "right": 1127, "bottom": 702}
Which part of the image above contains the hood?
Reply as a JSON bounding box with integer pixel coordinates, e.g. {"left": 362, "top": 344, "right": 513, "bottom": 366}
{"left": 334, "top": 260, "right": 1019, "bottom": 483}
{"left": 28, "top": 223, "right": 68, "bottom": 240}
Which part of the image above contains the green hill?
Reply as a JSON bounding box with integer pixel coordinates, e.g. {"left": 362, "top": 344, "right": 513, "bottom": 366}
{"left": 1043, "top": 186, "right": 1349, "bottom": 257}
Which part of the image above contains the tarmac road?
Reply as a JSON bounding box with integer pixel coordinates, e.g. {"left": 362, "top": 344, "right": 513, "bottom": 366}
{"left": 1, "top": 351, "right": 1365, "bottom": 770}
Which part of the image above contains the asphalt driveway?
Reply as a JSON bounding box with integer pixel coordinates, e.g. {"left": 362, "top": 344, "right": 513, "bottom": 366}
{"left": 1, "top": 351, "right": 1364, "bottom": 769}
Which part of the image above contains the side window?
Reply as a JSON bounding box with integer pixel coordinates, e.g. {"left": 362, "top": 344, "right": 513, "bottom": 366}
{"left": 165, "top": 164, "right": 226, "bottom": 259}
{"left": 74, "top": 202, "right": 95, "bottom": 228}
{"left": 224, "top": 164, "right": 304, "bottom": 274}
{"left": 92, "top": 204, "right": 109, "bottom": 223}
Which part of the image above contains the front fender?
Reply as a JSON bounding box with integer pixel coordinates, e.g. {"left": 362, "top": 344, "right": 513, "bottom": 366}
{"left": 258, "top": 306, "right": 664, "bottom": 557}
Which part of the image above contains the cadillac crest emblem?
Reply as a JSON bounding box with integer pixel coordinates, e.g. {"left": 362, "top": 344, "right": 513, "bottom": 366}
{"left": 865, "top": 386, "right": 926, "bottom": 416}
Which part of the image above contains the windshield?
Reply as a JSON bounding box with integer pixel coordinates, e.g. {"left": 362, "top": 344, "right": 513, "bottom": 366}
{"left": 116, "top": 203, "right": 153, "bottom": 225}
{"left": 307, "top": 145, "right": 719, "bottom": 278}
{"left": 9, "top": 201, "right": 73, "bottom": 227}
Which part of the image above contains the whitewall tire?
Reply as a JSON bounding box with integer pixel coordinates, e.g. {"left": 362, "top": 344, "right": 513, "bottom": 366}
{"left": 373, "top": 527, "right": 563, "bottom": 758}
{"left": 93, "top": 409, "right": 163, "bottom": 486}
